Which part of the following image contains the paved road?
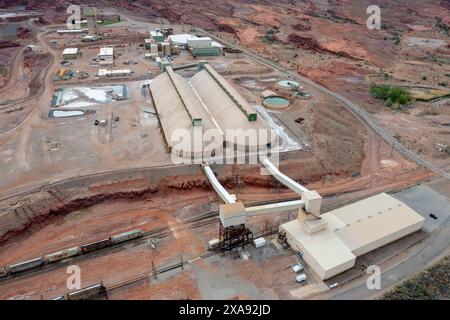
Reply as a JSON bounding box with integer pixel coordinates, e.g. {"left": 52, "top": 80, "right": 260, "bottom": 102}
{"left": 196, "top": 28, "right": 450, "bottom": 180}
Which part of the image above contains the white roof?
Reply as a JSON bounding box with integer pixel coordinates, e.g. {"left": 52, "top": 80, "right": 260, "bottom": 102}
{"left": 253, "top": 237, "right": 266, "bottom": 245}
{"left": 282, "top": 220, "right": 356, "bottom": 271}
{"left": 189, "top": 37, "right": 212, "bottom": 41}
{"left": 168, "top": 34, "right": 198, "bottom": 45}
{"left": 97, "top": 69, "right": 108, "bottom": 76}
{"left": 330, "top": 193, "right": 425, "bottom": 255}
{"left": 63, "top": 48, "right": 78, "bottom": 55}
{"left": 97, "top": 69, "right": 131, "bottom": 76}
{"left": 212, "top": 41, "right": 223, "bottom": 48}
{"left": 110, "top": 69, "right": 131, "bottom": 74}
{"left": 150, "top": 31, "right": 163, "bottom": 37}
{"left": 99, "top": 47, "right": 113, "bottom": 56}
{"left": 281, "top": 193, "right": 425, "bottom": 279}
{"left": 57, "top": 29, "right": 84, "bottom": 33}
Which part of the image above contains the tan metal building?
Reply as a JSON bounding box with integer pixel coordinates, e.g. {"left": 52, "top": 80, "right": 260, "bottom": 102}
{"left": 280, "top": 193, "right": 425, "bottom": 280}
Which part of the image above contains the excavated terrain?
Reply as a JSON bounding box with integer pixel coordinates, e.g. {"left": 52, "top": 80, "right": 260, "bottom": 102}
{"left": 0, "top": 0, "right": 446, "bottom": 299}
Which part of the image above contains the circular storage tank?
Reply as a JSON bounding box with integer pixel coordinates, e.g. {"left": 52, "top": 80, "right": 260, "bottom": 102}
{"left": 278, "top": 80, "right": 301, "bottom": 90}
{"left": 262, "top": 96, "right": 289, "bottom": 109}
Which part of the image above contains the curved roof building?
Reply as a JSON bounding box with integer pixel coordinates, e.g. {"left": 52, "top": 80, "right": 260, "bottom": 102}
{"left": 150, "top": 64, "right": 276, "bottom": 161}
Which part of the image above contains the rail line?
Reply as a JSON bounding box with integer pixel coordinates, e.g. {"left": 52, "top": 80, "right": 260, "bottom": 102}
{"left": 0, "top": 180, "right": 413, "bottom": 286}
{"left": 0, "top": 210, "right": 220, "bottom": 284}
{"left": 1, "top": 175, "right": 426, "bottom": 300}
{"left": 105, "top": 220, "right": 285, "bottom": 294}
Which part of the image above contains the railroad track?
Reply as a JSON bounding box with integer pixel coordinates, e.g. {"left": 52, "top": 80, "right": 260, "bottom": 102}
{"left": 0, "top": 162, "right": 196, "bottom": 201}
{"left": 0, "top": 180, "right": 422, "bottom": 298}
{"left": 105, "top": 221, "right": 286, "bottom": 294}
{"left": 106, "top": 249, "right": 220, "bottom": 292}
{"left": 0, "top": 210, "right": 220, "bottom": 284}
{"left": 0, "top": 185, "right": 403, "bottom": 285}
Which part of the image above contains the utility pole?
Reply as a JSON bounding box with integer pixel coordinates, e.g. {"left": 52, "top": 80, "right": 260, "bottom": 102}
{"left": 235, "top": 175, "right": 240, "bottom": 201}
{"left": 152, "top": 260, "right": 157, "bottom": 280}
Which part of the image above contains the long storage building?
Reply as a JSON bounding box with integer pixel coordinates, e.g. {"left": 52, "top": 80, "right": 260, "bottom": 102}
{"left": 149, "top": 63, "right": 275, "bottom": 160}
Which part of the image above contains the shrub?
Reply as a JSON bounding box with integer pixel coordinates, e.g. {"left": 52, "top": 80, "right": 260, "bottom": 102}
{"left": 370, "top": 84, "right": 412, "bottom": 108}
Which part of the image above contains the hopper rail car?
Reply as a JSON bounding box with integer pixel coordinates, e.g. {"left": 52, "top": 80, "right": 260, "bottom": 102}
{"left": 0, "top": 229, "right": 144, "bottom": 279}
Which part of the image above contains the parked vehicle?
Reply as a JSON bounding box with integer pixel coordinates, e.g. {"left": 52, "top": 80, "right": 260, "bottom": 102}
{"left": 292, "top": 263, "right": 304, "bottom": 273}
{"left": 253, "top": 237, "right": 266, "bottom": 248}
{"left": 208, "top": 238, "right": 220, "bottom": 250}
{"left": 295, "top": 273, "right": 307, "bottom": 283}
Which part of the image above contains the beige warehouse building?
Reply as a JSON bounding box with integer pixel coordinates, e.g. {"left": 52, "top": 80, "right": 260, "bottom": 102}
{"left": 280, "top": 193, "right": 425, "bottom": 280}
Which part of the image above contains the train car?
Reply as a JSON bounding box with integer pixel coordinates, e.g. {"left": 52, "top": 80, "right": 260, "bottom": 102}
{"left": 80, "top": 238, "right": 112, "bottom": 253}
{"left": 0, "top": 266, "right": 8, "bottom": 278}
{"left": 44, "top": 247, "right": 81, "bottom": 263}
{"left": 51, "top": 296, "right": 65, "bottom": 300}
{"left": 110, "top": 229, "right": 144, "bottom": 245}
{"left": 66, "top": 283, "right": 105, "bottom": 300}
{"left": 9, "top": 257, "right": 43, "bottom": 274}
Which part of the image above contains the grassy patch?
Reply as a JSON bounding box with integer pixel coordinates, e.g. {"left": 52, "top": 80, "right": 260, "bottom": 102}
{"left": 261, "top": 27, "right": 280, "bottom": 45}
{"left": 81, "top": 19, "right": 120, "bottom": 27}
{"left": 417, "top": 109, "right": 440, "bottom": 116}
{"left": 370, "top": 84, "right": 412, "bottom": 109}
{"left": 0, "top": 64, "right": 7, "bottom": 76}
{"left": 381, "top": 256, "right": 450, "bottom": 300}
{"left": 99, "top": 19, "right": 121, "bottom": 26}
{"left": 435, "top": 17, "right": 449, "bottom": 35}
{"left": 409, "top": 88, "right": 450, "bottom": 101}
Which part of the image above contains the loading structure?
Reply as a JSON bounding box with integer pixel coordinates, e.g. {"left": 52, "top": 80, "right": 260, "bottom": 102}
{"left": 203, "top": 157, "right": 425, "bottom": 281}
{"left": 202, "top": 159, "right": 318, "bottom": 250}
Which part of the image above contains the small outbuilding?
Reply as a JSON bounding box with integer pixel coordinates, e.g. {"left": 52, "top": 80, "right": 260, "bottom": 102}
{"left": 150, "top": 30, "right": 164, "bottom": 43}
{"left": 62, "top": 48, "right": 80, "bottom": 60}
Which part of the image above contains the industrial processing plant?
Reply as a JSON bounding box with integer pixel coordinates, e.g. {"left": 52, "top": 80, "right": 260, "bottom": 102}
{"left": 0, "top": 1, "right": 449, "bottom": 304}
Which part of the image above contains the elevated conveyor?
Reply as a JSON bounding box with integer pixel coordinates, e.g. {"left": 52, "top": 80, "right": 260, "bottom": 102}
{"left": 203, "top": 165, "right": 236, "bottom": 204}
{"left": 245, "top": 200, "right": 304, "bottom": 216}
{"left": 260, "top": 156, "right": 309, "bottom": 196}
